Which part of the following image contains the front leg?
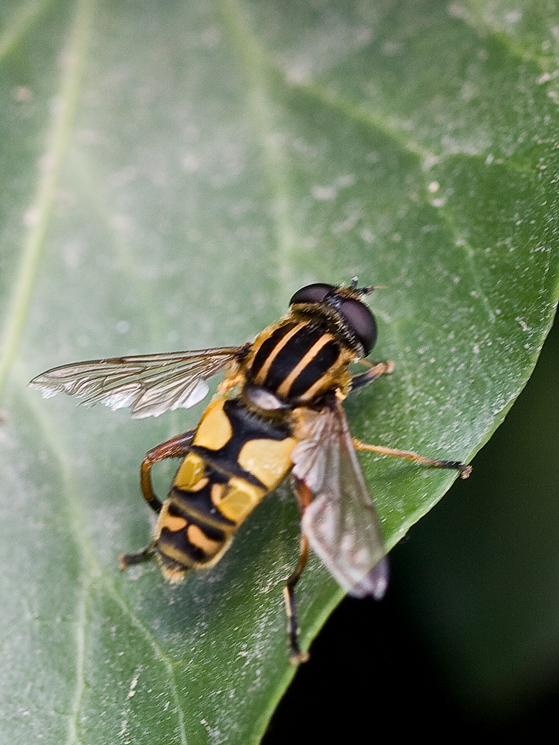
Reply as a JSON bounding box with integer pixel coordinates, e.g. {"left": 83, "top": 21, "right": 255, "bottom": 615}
{"left": 351, "top": 359, "right": 394, "bottom": 390}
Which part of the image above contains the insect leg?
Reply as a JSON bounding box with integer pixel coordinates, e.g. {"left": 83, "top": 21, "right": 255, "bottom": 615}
{"left": 351, "top": 360, "right": 394, "bottom": 390}
{"left": 140, "top": 430, "right": 195, "bottom": 513}
{"left": 283, "top": 534, "right": 310, "bottom": 666}
{"left": 119, "top": 543, "right": 156, "bottom": 570}
{"left": 283, "top": 478, "right": 314, "bottom": 665}
{"left": 120, "top": 430, "right": 195, "bottom": 573}
{"left": 353, "top": 440, "right": 472, "bottom": 478}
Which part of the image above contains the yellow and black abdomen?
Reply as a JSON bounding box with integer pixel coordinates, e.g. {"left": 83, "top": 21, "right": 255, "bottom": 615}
{"left": 154, "top": 395, "right": 296, "bottom": 582}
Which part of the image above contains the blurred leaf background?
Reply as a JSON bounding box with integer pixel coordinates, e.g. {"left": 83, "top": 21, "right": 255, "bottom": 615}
{"left": 1, "top": 1, "right": 559, "bottom": 743}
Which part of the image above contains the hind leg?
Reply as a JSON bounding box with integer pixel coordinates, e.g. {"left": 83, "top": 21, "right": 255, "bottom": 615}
{"left": 120, "top": 430, "right": 195, "bottom": 570}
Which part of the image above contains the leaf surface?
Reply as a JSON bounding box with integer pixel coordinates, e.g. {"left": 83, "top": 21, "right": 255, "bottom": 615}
{"left": 1, "top": 1, "right": 558, "bottom": 743}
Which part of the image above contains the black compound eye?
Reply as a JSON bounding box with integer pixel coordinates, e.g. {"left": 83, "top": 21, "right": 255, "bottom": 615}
{"left": 339, "top": 298, "right": 377, "bottom": 355}
{"left": 289, "top": 283, "right": 334, "bottom": 306}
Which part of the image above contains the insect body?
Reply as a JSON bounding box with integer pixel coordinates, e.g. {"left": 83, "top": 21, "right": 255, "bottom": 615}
{"left": 30, "top": 280, "right": 471, "bottom": 663}
{"left": 149, "top": 394, "right": 297, "bottom": 582}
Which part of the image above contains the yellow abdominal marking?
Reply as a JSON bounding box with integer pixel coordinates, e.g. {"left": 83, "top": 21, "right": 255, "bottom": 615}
{"left": 210, "top": 482, "right": 225, "bottom": 507}
{"left": 187, "top": 524, "right": 223, "bottom": 555}
{"left": 174, "top": 452, "right": 208, "bottom": 491}
{"left": 163, "top": 514, "right": 188, "bottom": 532}
{"left": 193, "top": 396, "right": 232, "bottom": 450}
{"left": 237, "top": 437, "right": 296, "bottom": 491}
{"left": 217, "top": 477, "right": 265, "bottom": 523}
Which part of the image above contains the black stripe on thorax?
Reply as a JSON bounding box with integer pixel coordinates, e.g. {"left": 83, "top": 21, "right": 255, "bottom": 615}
{"left": 249, "top": 321, "right": 301, "bottom": 380}
{"left": 286, "top": 338, "right": 340, "bottom": 397}
{"left": 249, "top": 321, "right": 341, "bottom": 398}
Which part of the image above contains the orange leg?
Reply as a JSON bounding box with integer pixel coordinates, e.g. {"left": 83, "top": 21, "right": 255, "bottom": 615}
{"left": 351, "top": 360, "right": 471, "bottom": 477}
{"left": 351, "top": 359, "right": 394, "bottom": 389}
{"left": 283, "top": 478, "right": 314, "bottom": 665}
{"left": 353, "top": 440, "right": 472, "bottom": 479}
{"left": 119, "top": 430, "right": 195, "bottom": 572}
{"left": 140, "top": 430, "right": 195, "bottom": 513}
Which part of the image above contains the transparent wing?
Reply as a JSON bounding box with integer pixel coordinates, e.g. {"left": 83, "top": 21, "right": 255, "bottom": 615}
{"left": 29, "top": 347, "right": 243, "bottom": 418}
{"left": 291, "top": 400, "right": 388, "bottom": 599}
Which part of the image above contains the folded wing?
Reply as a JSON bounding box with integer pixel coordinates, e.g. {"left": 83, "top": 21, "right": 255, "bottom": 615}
{"left": 291, "top": 400, "right": 388, "bottom": 599}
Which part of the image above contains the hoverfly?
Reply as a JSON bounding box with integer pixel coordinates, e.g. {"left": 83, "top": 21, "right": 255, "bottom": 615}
{"left": 30, "top": 280, "right": 471, "bottom": 663}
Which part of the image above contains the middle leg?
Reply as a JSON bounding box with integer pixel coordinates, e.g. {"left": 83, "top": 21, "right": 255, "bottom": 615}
{"left": 353, "top": 439, "right": 472, "bottom": 478}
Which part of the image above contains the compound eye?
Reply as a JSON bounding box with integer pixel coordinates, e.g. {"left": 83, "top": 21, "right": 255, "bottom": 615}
{"left": 339, "top": 298, "right": 377, "bottom": 355}
{"left": 289, "top": 283, "right": 334, "bottom": 305}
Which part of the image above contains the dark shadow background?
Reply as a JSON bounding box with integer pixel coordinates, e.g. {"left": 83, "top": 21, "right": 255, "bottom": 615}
{"left": 265, "top": 312, "right": 559, "bottom": 741}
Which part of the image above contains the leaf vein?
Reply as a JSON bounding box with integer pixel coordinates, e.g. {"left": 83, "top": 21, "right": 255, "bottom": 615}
{"left": 0, "top": 0, "right": 95, "bottom": 397}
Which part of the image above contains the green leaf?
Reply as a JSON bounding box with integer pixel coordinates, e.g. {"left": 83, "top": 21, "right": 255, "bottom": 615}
{"left": 1, "top": 1, "right": 558, "bottom": 743}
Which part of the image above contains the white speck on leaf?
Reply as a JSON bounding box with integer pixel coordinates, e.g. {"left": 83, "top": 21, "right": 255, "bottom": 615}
{"left": 126, "top": 671, "right": 140, "bottom": 699}
{"left": 311, "top": 185, "right": 337, "bottom": 201}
